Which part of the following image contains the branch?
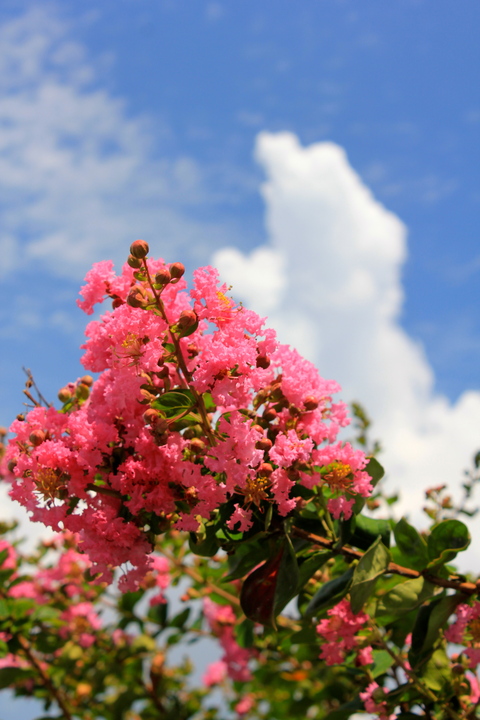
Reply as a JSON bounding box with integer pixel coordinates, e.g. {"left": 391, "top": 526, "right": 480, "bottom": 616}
{"left": 291, "top": 526, "right": 479, "bottom": 596}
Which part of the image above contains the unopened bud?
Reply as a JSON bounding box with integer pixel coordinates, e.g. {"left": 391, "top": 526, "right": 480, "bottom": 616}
{"left": 29, "top": 429, "right": 46, "bottom": 447}
{"left": 177, "top": 310, "right": 198, "bottom": 332}
{"left": 143, "top": 408, "right": 161, "bottom": 426}
{"left": 189, "top": 438, "right": 206, "bottom": 454}
{"left": 371, "top": 687, "right": 387, "bottom": 703}
{"left": 127, "top": 254, "right": 142, "bottom": 269}
{"left": 16, "top": 414, "right": 25, "bottom": 422}
{"left": 112, "top": 297, "right": 124, "bottom": 309}
{"left": 76, "top": 383, "right": 90, "bottom": 400}
{"left": 258, "top": 462, "right": 273, "bottom": 477}
{"left": 256, "top": 437, "right": 272, "bottom": 451}
{"left": 263, "top": 408, "right": 277, "bottom": 422}
{"left": 80, "top": 375, "right": 94, "bottom": 387}
{"left": 7, "top": 460, "right": 17, "bottom": 473}
{"left": 155, "top": 268, "right": 172, "bottom": 285}
{"left": 304, "top": 396, "right": 319, "bottom": 411}
{"left": 187, "top": 343, "right": 199, "bottom": 358}
{"left": 256, "top": 355, "right": 270, "bottom": 369}
{"left": 129, "top": 240, "right": 149, "bottom": 260}
{"left": 58, "top": 387, "right": 72, "bottom": 403}
{"left": 169, "top": 262, "right": 185, "bottom": 280}
{"left": 127, "top": 288, "right": 146, "bottom": 309}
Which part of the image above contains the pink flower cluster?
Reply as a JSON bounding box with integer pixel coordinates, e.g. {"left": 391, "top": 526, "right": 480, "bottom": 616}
{"left": 4, "top": 250, "right": 373, "bottom": 590}
{"left": 316, "top": 598, "right": 372, "bottom": 666}
{"left": 359, "top": 682, "right": 397, "bottom": 720}
{"left": 202, "top": 598, "right": 252, "bottom": 684}
{"left": 445, "top": 601, "right": 480, "bottom": 668}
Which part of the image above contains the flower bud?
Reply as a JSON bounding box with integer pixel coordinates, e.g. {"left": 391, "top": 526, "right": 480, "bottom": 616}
{"left": 143, "top": 408, "right": 161, "bottom": 426}
{"left": 127, "top": 288, "right": 146, "bottom": 308}
{"left": 127, "top": 254, "right": 142, "bottom": 269}
{"left": 304, "top": 396, "right": 319, "bottom": 411}
{"left": 258, "top": 463, "right": 273, "bottom": 477}
{"left": 263, "top": 407, "right": 277, "bottom": 422}
{"left": 256, "top": 437, "right": 272, "bottom": 451}
{"left": 129, "top": 240, "right": 149, "bottom": 259}
{"left": 256, "top": 355, "right": 270, "bottom": 369}
{"left": 76, "top": 383, "right": 90, "bottom": 400}
{"left": 7, "top": 460, "right": 17, "bottom": 473}
{"left": 251, "top": 424, "right": 264, "bottom": 434}
{"left": 169, "top": 262, "right": 185, "bottom": 280}
{"left": 187, "top": 343, "right": 199, "bottom": 358}
{"left": 112, "top": 297, "right": 124, "bottom": 309}
{"left": 81, "top": 375, "right": 94, "bottom": 387}
{"left": 58, "top": 387, "right": 72, "bottom": 403}
{"left": 16, "top": 414, "right": 25, "bottom": 422}
{"left": 189, "top": 438, "right": 206, "bottom": 454}
{"left": 177, "top": 310, "right": 198, "bottom": 332}
{"left": 29, "top": 429, "right": 46, "bottom": 447}
{"left": 155, "top": 268, "right": 172, "bottom": 285}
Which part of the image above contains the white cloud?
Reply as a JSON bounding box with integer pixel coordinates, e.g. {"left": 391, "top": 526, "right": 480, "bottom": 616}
{"left": 0, "top": 7, "right": 232, "bottom": 280}
{"left": 213, "top": 132, "right": 480, "bottom": 542}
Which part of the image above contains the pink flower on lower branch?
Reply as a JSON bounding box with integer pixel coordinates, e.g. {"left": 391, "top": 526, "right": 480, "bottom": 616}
{"left": 203, "top": 598, "right": 252, "bottom": 683}
{"left": 445, "top": 600, "right": 480, "bottom": 669}
{"left": 360, "top": 682, "right": 397, "bottom": 720}
{"left": 316, "top": 598, "right": 372, "bottom": 667}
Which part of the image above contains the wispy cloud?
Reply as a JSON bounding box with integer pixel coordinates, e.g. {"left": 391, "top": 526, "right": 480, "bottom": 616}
{"left": 0, "top": 6, "right": 234, "bottom": 281}
{"left": 213, "top": 132, "right": 480, "bottom": 543}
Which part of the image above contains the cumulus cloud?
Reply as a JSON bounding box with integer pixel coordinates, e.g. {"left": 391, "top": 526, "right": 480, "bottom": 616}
{"left": 213, "top": 132, "right": 480, "bottom": 534}
{"left": 0, "top": 7, "right": 231, "bottom": 280}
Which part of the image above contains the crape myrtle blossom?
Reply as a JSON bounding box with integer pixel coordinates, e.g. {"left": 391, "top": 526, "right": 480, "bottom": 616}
{"left": 445, "top": 601, "right": 480, "bottom": 668}
{"left": 4, "top": 243, "right": 373, "bottom": 591}
{"left": 360, "top": 682, "right": 397, "bottom": 720}
{"left": 316, "top": 598, "right": 373, "bottom": 666}
{"left": 203, "top": 598, "right": 253, "bottom": 684}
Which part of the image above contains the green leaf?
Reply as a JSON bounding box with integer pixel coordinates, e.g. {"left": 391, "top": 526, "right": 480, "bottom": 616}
{"left": 426, "top": 519, "right": 471, "bottom": 570}
{"left": 304, "top": 567, "right": 354, "bottom": 618}
{"left": 274, "top": 535, "right": 299, "bottom": 616}
{"left": 393, "top": 518, "right": 429, "bottom": 571}
{"left": 225, "top": 540, "right": 270, "bottom": 581}
{"left": 351, "top": 457, "right": 385, "bottom": 513}
{"left": 376, "top": 577, "right": 436, "bottom": 617}
{"left": 409, "top": 593, "right": 463, "bottom": 666}
{"left": 297, "top": 551, "right": 333, "bottom": 590}
{"left": 371, "top": 649, "right": 396, "bottom": 678}
{"left": 365, "top": 457, "right": 385, "bottom": 484}
{"left": 371, "top": 650, "right": 395, "bottom": 678}
{"left": 189, "top": 522, "right": 219, "bottom": 557}
{"left": 350, "top": 514, "right": 391, "bottom": 550}
{"left": 0, "top": 667, "right": 34, "bottom": 689}
{"left": 419, "top": 647, "right": 452, "bottom": 692}
{"left": 323, "top": 698, "right": 363, "bottom": 720}
{"left": 169, "top": 607, "right": 190, "bottom": 629}
{"left": 152, "top": 390, "right": 195, "bottom": 418}
{"left": 236, "top": 618, "right": 255, "bottom": 648}
{"left": 350, "top": 536, "right": 390, "bottom": 614}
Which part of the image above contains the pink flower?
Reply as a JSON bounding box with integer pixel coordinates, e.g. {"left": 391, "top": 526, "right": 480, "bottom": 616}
{"left": 316, "top": 598, "right": 370, "bottom": 666}
{"left": 359, "top": 682, "right": 396, "bottom": 720}
{"left": 203, "top": 660, "right": 227, "bottom": 687}
{"left": 235, "top": 694, "right": 255, "bottom": 715}
{"left": 445, "top": 601, "right": 480, "bottom": 668}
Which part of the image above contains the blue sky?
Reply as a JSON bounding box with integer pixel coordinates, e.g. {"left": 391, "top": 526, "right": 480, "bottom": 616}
{"left": 0, "top": 2, "right": 479, "bottom": 715}
{"left": 0, "top": 1, "right": 478, "bottom": 504}
{"left": 0, "top": 0, "right": 478, "bottom": 414}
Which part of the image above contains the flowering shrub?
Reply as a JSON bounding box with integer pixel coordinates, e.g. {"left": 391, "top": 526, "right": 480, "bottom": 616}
{"left": 0, "top": 241, "right": 479, "bottom": 719}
